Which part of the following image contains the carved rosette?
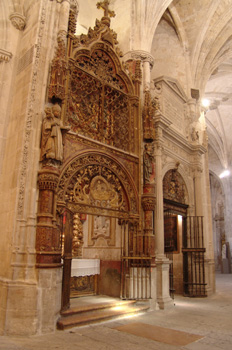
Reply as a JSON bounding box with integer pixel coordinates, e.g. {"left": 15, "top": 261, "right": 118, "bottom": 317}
{"left": 9, "top": 12, "right": 26, "bottom": 31}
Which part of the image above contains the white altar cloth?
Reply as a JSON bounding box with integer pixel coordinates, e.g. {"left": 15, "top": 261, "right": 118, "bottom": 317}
{"left": 71, "top": 259, "right": 100, "bottom": 277}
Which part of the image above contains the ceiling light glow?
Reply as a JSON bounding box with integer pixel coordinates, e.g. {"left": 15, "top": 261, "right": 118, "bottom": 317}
{"left": 219, "top": 170, "right": 230, "bottom": 178}
{"left": 202, "top": 98, "right": 210, "bottom": 108}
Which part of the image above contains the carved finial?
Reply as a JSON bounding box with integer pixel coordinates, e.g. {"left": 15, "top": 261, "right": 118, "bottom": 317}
{"left": 96, "top": 0, "right": 115, "bottom": 18}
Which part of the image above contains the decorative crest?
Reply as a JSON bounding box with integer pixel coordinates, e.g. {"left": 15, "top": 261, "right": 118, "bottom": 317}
{"left": 96, "top": 0, "right": 115, "bottom": 18}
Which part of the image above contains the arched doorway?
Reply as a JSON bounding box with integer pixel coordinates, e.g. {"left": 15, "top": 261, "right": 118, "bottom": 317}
{"left": 57, "top": 152, "right": 140, "bottom": 310}
{"left": 163, "top": 168, "right": 188, "bottom": 297}
{"left": 163, "top": 168, "right": 207, "bottom": 297}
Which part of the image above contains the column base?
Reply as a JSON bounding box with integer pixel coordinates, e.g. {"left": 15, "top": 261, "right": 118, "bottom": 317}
{"left": 149, "top": 265, "right": 159, "bottom": 311}
{"left": 156, "top": 255, "right": 174, "bottom": 310}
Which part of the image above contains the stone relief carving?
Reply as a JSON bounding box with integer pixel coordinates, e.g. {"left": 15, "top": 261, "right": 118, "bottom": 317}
{"left": 57, "top": 154, "right": 138, "bottom": 215}
{"left": 67, "top": 168, "right": 126, "bottom": 211}
{"left": 40, "top": 104, "right": 70, "bottom": 164}
{"left": 191, "top": 127, "right": 199, "bottom": 142}
{"left": 88, "top": 215, "right": 115, "bottom": 247}
{"left": 163, "top": 169, "right": 187, "bottom": 204}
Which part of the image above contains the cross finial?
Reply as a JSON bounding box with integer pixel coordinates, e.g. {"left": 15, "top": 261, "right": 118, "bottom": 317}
{"left": 96, "top": 0, "right": 115, "bottom": 18}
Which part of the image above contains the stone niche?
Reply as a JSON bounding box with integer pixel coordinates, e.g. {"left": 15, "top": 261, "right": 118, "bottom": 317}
{"left": 153, "top": 76, "right": 187, "bottom": 135}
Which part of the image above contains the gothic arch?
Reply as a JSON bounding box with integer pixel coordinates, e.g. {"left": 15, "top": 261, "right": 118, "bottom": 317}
{"left": 57, "top": 151, "right": 139, "bottom": 219}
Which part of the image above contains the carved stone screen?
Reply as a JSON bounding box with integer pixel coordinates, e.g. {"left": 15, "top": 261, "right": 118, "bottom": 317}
{"left": 67, "top": 50, "right": 133, "bottom": 152}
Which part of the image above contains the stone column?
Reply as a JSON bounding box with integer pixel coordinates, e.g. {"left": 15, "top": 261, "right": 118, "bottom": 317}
{"left": 123, "top": 50, "right": 154, "bottom": 91}
{"left": 36, "top": 169, "right": 61, "bottom": 267}
{"left": 194, "top": 165, "right": 203, "bottom": 216}
{"left": 141, "top": 195, "right": 156, "bottom": 256}
{"left": 154, "top": 116, "right": 173, "bottom": 309}
{"left": 133, "top": 50, "right": 154, "bottom": 91}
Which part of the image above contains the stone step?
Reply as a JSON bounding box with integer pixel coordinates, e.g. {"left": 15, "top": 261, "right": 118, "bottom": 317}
{"left": 57, "top": 299, "right": 150, "bottom": 330}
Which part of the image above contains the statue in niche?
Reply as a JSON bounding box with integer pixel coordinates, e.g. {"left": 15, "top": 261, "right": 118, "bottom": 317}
{"left": 191, "top": 127, "right": 199, "bottom": 142}
{"left": 40, "top": 104, "right": 70, "bottom": 163}
{"left": 143, "top": 143, "right": 154, "bottom": 184}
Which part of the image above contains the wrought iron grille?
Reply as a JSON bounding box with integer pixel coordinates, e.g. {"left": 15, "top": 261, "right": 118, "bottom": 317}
{"left": 182, "top": 216, "right": 207, "bottom": 297}
{"left": 120, "top": 223, "right": 151, "bottom": 300}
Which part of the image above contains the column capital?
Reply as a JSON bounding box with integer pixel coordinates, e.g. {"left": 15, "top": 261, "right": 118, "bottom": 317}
{"left": 0, "top": 48, "right": 12, "bottom": 63}
{"left": 9, "top": 12, "right": 26, "bottom": 31}
{"left": 38, "top": 169, "right": 59, "bottom": 191}
{"left": 124, "top": 50, "right": 154, "bottom": 68}
{"left": 142, "top": 195, "right": 156, "bottom": 211}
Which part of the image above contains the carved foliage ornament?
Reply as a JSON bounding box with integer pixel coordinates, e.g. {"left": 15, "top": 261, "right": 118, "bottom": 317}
{"left": 57, "top": 154, "right": 138, "bottom": 215}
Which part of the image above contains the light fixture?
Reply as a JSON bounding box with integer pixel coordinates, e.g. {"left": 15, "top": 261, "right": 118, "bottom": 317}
{"left": 219, "top": 169, "right": 230, "bottom": 178}
{"left": 201, "top": 98, "right": 210, "bottom": 108}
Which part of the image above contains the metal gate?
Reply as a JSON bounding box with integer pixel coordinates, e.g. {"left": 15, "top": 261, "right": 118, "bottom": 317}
{"left": 182, "top": 216, "right": 207, "bottom": 297}
{"left": 121, "top": 222, "right": 152, "bottom": 300}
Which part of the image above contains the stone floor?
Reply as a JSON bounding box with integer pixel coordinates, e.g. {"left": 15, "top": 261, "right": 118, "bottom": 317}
{"left": 1, "top": 273, "right": 232, "bottom": 350}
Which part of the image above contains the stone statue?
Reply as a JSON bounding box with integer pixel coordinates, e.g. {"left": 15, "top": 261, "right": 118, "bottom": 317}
{"left": 40, "top": 104, "right": 70, "bottom": 163}
{"left": 143, "top": 143, "right": 154, "bottom": 184}
{"left": 222, "top": 243, "right": 227, "bottom": 259}
{"left": 191, "top": 127, "right": 199, "bottom": 142}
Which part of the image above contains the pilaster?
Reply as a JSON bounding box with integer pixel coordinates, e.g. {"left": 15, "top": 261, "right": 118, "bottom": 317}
{"left": 154, "top": 111, "right": 173, "bottom": 308}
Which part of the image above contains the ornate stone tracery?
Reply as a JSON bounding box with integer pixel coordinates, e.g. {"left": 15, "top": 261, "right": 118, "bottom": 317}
{"left": 67, "top": 46, "right": 136, "bottom": 152}
{"left": 57, "top": 153, "right": 138, "bottom": 218}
